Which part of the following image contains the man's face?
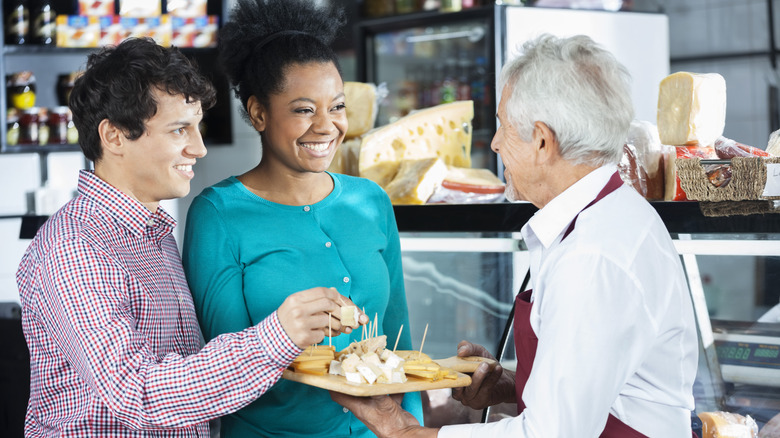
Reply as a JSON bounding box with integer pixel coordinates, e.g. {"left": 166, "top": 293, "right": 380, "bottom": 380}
{"left": 120, "top": 89, "right": 206, "bottom": 211}
{"left": 491, "top": 84, "right": 536, "bottom": 204}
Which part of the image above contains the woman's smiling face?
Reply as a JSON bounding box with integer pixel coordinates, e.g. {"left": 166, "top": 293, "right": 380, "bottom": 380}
{"left": 249, "top": 61, "right": 347, "bottom": 175}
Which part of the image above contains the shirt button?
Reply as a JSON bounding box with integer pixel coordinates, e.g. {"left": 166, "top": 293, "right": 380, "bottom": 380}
{"left": 146, "top": 218, "right": 154, "bottom": 226}
{"left": 303, "top": 206, "right": 311, "bottom": 212}
{"left": 343, "top": 407, "right": 349, "bottom": 413}
{"left": 343, "top": 277, "right": 350, "bottom": 283}
{"left": 325, "top": 242, "right": 332, "bottom": 248}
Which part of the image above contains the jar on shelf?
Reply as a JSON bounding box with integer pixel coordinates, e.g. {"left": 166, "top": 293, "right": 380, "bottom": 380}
{"left": 19, "top": 107, "right": 40, "bottom": 145}
{"left": 31, "top": 0, "right": 57, "bottom": 45}
{"left": 48, "top": 107, "right": 71, "bottom": 145}
{"left": 5, "top": 0, "right": 30, "bottom": 44}
{"left": 7, "top": 109, "right": 21, "bottom": 146}
{"left": 57, "top": 72, "right": 80, "bottom": 107}
{"left": 38, "top": 108, "right": 50, "bottom": 145}
{"left": 7, "top": 71, "right": 37, "bottom": 111}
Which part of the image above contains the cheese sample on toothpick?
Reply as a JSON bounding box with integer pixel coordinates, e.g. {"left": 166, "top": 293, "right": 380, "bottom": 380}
{"left": 344, "top": 82, "right": 378, "bottom": 139}
{"left": 340, "top": 305, "right": 359, "bottom": 328}
{"left": 358, "top": 101, "right": 473, "bottom": 187}
{"left": 657, "top": 72, "right": 727, "bottom": 146}
{"left": 384, "top": 157, "right": 448, "bottom": 205}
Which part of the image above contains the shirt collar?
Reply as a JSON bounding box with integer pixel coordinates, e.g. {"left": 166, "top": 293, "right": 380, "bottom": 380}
{"left": 77, "top": 169, "right": 176, "bottom": 238}
{"left": 522, "top": 164, "right": 617, "bottom": 248}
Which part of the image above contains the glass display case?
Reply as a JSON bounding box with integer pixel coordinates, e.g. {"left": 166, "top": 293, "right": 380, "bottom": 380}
{"left": 394, "top": 201, "right": 780, "bottom": 429}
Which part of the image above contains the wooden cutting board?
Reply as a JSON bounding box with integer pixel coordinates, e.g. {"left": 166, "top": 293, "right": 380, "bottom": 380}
{"left": 282, "top": 356, "right": 495, "bottom": 396}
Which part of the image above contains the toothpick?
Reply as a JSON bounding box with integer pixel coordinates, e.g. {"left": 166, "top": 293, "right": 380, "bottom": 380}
{"left": 418, "top": 323, "right": 429, "bottom": 360}
{"left": 393, "top": 324, "right": 403, "bottom": 352}
{"left": 374, "top": 313, "right": 378, "bottom": 337}
{"left": 328, "top": 312, "right": 332, "bottom": 348}
{"left": 362, "top": 307, "right": 367, "bottom": 341}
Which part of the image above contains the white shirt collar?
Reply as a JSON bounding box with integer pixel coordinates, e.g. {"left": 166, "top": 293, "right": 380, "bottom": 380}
{"left": 522, "top": 164, "right": 618, "bottom": 248}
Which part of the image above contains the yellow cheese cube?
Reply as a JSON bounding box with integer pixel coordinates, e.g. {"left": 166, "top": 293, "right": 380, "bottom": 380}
{"left": 344, "top": 82, "right": 377, "bottom": 139}
{"left": 384, "top": 157, "right": 448, "bottom": 205}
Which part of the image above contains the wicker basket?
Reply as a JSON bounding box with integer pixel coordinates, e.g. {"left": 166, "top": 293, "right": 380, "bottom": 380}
{"left": 676, "top": 156, "right": 780, "bottom": 201}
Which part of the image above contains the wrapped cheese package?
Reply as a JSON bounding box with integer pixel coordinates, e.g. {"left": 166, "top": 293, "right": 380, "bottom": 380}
{"left": 618, "top": 120, "right": 665, "bottom": 200}
{"left": 657, "top": 71, "right": 726, "bottom": 147}
{"left": 698, "top": 411, "right": 758, "bottom": 438}
{"left": 428, "top": 166, "right": 505, "bottom": 204}
{"left": 664, "top": 144, "right": 718, "bottom": 201}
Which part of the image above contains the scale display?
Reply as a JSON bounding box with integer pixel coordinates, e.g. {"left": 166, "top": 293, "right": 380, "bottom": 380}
{"left": 716, "top": 341, "right": 780, "bottom": 369}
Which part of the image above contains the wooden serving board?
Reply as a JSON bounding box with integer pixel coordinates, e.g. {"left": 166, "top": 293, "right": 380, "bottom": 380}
{"left": 282, "top": 356, "right": 491, "bottom": 396}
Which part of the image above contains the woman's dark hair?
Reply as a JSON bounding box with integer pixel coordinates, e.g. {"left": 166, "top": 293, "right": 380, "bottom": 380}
{"left": 218, "top": 0, "right": 346, "bottom": 124}
{"left": 69, "top": 37, "right": 217, "bottom": 162}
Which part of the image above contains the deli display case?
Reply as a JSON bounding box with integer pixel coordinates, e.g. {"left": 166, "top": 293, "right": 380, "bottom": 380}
{"left": 394, "top": 201, "right": 780, "bottom": 429}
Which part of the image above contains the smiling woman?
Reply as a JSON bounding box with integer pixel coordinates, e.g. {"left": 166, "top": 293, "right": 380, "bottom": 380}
{"left": 181, "top": 0, "right": 424, "bottom": 437}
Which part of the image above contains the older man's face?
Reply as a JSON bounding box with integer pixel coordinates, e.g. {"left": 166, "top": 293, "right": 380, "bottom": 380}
{"left": 491, "top": 84, "right": 536, "bottom": 204}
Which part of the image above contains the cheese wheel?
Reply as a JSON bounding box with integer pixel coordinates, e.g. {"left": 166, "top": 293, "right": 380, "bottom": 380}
{"left": 657, "top": 72, "right": 726, "bottom": 146}
{"left": 358, "top": 101, "right": 474, "bottom": 187}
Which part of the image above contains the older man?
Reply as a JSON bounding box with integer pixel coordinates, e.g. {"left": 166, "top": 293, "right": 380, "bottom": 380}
{"left": 333, "top": 34, "right": 698, "bottom": 438}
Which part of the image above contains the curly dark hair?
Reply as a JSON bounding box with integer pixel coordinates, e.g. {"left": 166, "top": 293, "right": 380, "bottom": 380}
{"left": 69, "top": 38, "right": 217, "bottom": 162}
{"left": 218, "top": 0, "right": 346, "bottom": 124}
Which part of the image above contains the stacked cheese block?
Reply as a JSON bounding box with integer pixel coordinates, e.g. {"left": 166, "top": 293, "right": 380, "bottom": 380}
{"left": 698, "top": 411, "right": 758, "bottom": 438}
{"left": 657, "top": 71, "right": 727, "bottom": 201}
{"left": 332, "top": 82, "right": 504, "bottom": 205}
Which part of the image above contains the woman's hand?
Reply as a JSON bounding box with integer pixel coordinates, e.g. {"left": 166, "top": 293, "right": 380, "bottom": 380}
{"left": 450, "top": 340, "right": 516, "bottom": 409}
{"left": 277, "top": 287, "right": 367, "bottom": 348}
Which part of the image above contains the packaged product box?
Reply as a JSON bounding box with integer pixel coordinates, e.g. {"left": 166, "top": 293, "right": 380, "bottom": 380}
{"left": 119, "top": 0, "right": 162, "bottom": 17}
{"left": 79, "top": 0, "right": 115, "bottom": 16}
{"left": 166, "top": 0, "right": 208, "bottom": 17}
{"left": 171, "top": 16, "right": 217, "bottom": 48}
{"left": 98, "top": 15, "right": 122, "bottom": 46}
{"left": 56, "top": 15, "right": 101, "bottom": 48}
{"left": 119, "top": 15, "right": 171, "bottom": 46}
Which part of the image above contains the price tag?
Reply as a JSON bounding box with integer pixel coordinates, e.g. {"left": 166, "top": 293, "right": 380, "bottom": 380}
{"left": 762, "top": 163, "right": 780, "bottom": 197}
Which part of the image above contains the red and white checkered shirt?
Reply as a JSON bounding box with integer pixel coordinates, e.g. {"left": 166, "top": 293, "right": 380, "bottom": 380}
{"left": 16, "top": 170, "right": 301, "bottom": 437}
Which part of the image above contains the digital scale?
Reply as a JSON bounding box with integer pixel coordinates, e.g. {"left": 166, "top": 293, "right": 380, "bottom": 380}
{"left": 712, "top": 320, "right": 780, "bottom": 388}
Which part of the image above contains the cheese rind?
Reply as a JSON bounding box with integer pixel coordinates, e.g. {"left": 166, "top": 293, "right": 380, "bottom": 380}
{"left": 384, "top": 157, "right": 448, "bottom": 205}
{"left": 657, "top": 72, "right": 727, "bottom": 146}
{"left": 358, "top": 101, "right": 474, "bottom": 187}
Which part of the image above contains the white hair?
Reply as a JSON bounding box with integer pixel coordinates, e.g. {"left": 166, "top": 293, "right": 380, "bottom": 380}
{"left": 498, "top": 34, "right": 634, "bottom": 166}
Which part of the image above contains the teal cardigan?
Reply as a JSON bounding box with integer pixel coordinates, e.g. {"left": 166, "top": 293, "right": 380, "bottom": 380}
{"left": 182, "top": 172, "right": 423, "bottom": 438}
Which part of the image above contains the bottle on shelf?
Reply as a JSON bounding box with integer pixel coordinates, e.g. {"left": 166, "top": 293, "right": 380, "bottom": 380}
{"left": 7, "top": 72, "right": 37, "bottom": 111}
{"left": 5, "top": 0, "right": 30, "bottom": 45}
{"left": 440, "top": 0, "right": 462, "bottom": 12}
{"left": 31, "top": 0, "right": 57, "bottom": 45}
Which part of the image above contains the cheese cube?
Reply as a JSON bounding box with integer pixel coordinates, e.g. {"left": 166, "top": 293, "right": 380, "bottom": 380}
{"left": 356, "top": 364, "right": 378, "bottom": 384}
{"left": 345, "top": 371, "right": 364, "bottom": 384}
{"left": 344, "top": 82, "right": 377, "bottom": 139}
{"left": 384, "top": 157, "right": 448, "bottom": 205}
{"left": 340, "top": 305, "right": 359, "bottom": 328}
{"left": 329, "top": 360, "right": 343, "bottom": 376}
{"left": 358, "top": 101, "right": 474, "bottom": 187}
{"left": 657, "top": 72, "right": 727, "bottom": 146}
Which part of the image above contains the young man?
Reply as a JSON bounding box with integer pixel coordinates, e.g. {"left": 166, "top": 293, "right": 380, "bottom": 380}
{"left": 16, "top": 38, "right": 364, "bottom": 437}
{"left": 332, "top": 34, "right": 698, "bottom": 438}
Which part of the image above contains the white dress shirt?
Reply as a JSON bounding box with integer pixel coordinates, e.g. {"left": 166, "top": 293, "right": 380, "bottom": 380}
{"left": 439, "top": 165, "right": 698, "bottom": 438}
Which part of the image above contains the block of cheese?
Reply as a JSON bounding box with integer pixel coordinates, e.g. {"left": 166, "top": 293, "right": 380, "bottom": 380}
{"left": 698, "top": 411, "right": 758, "bottom": 438}
{"left": 344, "top": 82, "right": 378, "bottom": 139}
{"left": 657, "top": 72, "right": 727, "bottom": 146}
{"left": 427, "top": 166, "right": 505, "bottom": 204}
{"left": 358, "top": 101, "right": 473, "bottom": 187}
{"left": 384, "top": 157, "right": 448, "bottom": 205}
{"left": 766, "top": 129, "right": 780, "bottom": 157}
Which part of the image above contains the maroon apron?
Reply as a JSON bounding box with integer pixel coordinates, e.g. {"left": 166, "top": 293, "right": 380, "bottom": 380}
{"left": 512, "top": 171, "right": 647, "bottom": 437}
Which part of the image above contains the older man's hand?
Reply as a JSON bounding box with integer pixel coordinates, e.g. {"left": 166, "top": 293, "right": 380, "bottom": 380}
{"left": 450, "top": 341, "right": 516, "bottom": 410}
{"left": 330, "top": 393, "right": 438, "bottom": 438}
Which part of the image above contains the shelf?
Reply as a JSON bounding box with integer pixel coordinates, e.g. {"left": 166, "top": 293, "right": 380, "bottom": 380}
{"left": 3, "top": 144, "right": 81, "bottom": 154}
{"left": 394, "top": 202, "right": 780, "bottom": 235}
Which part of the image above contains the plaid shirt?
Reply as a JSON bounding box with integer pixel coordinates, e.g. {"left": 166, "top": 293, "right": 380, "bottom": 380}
{"left": 16, "top": 170, "right": 301, "bottom": 437}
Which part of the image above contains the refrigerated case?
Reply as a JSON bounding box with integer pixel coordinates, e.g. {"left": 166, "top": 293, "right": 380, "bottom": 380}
{"left": 356, "top": 5, "right": 669, "bottom": 173}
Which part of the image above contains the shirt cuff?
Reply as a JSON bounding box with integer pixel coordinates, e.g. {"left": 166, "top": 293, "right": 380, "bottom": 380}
{"left": 256, "top": 310, "right": 302, "bottom": 367}
{"left": 439, "top": 424, "right": 478, "bottom": 438}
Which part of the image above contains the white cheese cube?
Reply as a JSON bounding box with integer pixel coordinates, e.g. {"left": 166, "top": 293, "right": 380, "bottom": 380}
{"left": 345, "top": 371, "right": 364, "bottom": 384}
{"left": 329, "top": 360, "right": 343, "bottom": 376}
{"left": 357, "top": 365, "right": 378, "bottom": 385}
